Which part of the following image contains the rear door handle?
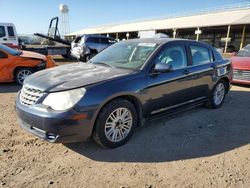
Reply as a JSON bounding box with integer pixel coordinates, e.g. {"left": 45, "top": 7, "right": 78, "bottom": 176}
{"left": 183, "top": 69, "right": 191, "bottom": 75}
{"left": 3, "top": 38, "right": 7, "bottom": 41}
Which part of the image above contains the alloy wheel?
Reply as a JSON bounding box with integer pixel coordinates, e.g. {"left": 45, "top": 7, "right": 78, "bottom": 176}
{"left": 17, "top": 70, "right": 32, "bottom": 84}
{"left": 213, "top": 83, "right": 225, "bottom": 105}
{"left": 104, "top": 107, "right": 133, "bottom": 142}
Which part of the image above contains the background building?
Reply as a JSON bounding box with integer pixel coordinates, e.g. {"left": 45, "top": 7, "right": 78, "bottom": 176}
{"left": 66, "top": 3, "right": 250, "bottom": 52}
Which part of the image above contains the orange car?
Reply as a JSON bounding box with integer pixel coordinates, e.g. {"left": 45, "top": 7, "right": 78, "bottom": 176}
{"left": 0, "top": 44, "right": 55, "bottom": 84}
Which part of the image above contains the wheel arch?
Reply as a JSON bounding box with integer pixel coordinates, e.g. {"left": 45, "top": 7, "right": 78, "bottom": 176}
{"left": 91, "top": 94, "right": 144, "bottom": 138}
{"left": 218, "top": 77, "right": 230, "bottom": 93}
{"left": 13, "top": 66, "right": 35, "bottom": 77}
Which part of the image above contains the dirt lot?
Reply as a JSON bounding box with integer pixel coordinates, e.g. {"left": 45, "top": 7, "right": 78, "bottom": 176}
{"left": 0, "top": 61, "right": 250, "bottom": 188}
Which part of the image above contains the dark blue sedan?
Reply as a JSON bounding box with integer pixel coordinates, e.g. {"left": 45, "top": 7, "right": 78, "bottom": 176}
{"left": 16, "top": 38, "right": 232, "bottom": 148}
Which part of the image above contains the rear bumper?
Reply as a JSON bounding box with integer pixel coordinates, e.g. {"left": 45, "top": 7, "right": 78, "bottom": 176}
{"left": 15, "top": 93, "right": 97, "bottom": 143}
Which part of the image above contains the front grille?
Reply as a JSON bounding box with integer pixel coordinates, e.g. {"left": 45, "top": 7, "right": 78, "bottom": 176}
{"left": 233, "top": 69, "right": 250, "bottom": 81}
{"left": 20, "top": 86, "right": 44, "bottom": 106}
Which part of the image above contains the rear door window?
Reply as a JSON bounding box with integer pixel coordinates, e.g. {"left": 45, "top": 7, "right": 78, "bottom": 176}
{"left": 0, "top": 26, "right": 6, "bottom": 38}
{"left": 190, "top": 45, "right": 213, "bottom": 66}
{"left": 7, "top": 26, "right": 15, "bottom": 37}
{"left": 86, "top": 37, "right": 99, "bottom": 43}
{"left": 99, "top": 38, "right": 109, "bottom": 44}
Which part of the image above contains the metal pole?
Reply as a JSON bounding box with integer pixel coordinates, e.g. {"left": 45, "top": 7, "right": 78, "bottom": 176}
{"left": 195, "top": 28, "right": 201, "bottom": 41}
{"left": 224, "top": 25, "right": 231, "bottom": 53}
{"left": 116, "top": 33, "right": 118, "bottom": 40}
{"left": 240, "top": 25, "right": 246, "bottom": 49}
{"left": 173, "top": 29, "right": 176, "bottom": 38}
{"left": 196, "top": 33, "right": 199, "bottom": 41}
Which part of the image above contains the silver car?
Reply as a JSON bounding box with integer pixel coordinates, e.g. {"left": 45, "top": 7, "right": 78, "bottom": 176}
{"left": 71, "top": 34, "right": 116, "bottom": 62}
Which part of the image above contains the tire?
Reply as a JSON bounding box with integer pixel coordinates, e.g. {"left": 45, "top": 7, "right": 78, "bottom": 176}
{"left": 206, "top": 80, "right": 227, "bottom": 109}
{"left": 15, "top": 68, "right": 34, "bottom": 85}
{"left": 93, "top": 99, "right": 138, "bottom": 148}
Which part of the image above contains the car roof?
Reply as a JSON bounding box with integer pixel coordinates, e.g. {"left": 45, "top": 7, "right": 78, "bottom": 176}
{"left": 123, "top": 37, "right": 176, "bottom": 44}
{"left": 78, "top": 34, "right": 115, "bottom": 40}
{"left": 123, "top": 38, "right": 214, "bottom": 49}
{"left": 125, "top": 38, "right": 201, "bottom": 44}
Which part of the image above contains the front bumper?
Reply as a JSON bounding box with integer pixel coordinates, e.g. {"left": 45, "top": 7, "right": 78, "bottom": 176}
{"left": 15, "top": 93, "right": 97, "bottom": 143}
{"left": 232, "top": 79, "right": 250, "bottom": 85}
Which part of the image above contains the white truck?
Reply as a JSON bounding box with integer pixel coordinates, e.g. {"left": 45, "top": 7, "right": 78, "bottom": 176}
{"left": 0, "top": 23, "right": 19, "bottom": 48}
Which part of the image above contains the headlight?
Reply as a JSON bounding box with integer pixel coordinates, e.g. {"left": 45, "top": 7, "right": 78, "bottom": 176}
{"left": 42, "top": 88, "right": 86, "bottom": 111}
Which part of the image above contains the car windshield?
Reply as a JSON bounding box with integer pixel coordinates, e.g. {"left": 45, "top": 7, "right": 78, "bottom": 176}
{"left": 236, "top": 45, "right": 250, "bottom": 57}
{"left": 90, "top": 41, "right": 158, "bottom": 69}
{"left": 0, "top": 44, "right": 21, "bottom": 56}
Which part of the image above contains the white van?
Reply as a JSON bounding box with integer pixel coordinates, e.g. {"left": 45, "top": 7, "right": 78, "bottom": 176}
{"left": 0, "top": 23, "right": 18, "bottom": 48}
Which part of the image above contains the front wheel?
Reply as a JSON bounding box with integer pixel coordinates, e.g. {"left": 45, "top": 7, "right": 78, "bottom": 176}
{"left": 206, "top": 80, "right": 227, "bottom": 109}
{"left": 93, "top": 99, "right": 137, "bottom": 148}
{"left": 15, "top": 68, "right": 34, "bottom": 85}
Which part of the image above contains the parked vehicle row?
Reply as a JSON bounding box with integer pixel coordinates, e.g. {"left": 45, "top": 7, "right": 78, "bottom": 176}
{"left": 231, "top": 44, "right": 250, "bottom": 85}
{"left": 71, "top": 34, "right": 117, "bottom": 62}
{"left": 0, "top": 44, "right": 55, "bottom": 85}
{"left": 0, "top": 23, "right": 19, "bottom": 49}
{"left": 15, "top": 38, "right": 232, "bottom": 148}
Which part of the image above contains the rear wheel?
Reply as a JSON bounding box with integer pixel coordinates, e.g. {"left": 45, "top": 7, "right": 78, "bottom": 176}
{"left": 15, "top": 68, "right": 34, "bottom": 85}
{"left": 206, "top": 80, "right": 227, "bottom": 109}
{"left": 93, "top": 99, "right": 137, "bottom": 148}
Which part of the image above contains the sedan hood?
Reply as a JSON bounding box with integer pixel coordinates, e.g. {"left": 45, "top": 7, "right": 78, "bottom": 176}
{"left": 20, "top": 50, "right": 46, "bottom": 60}
{"left": 24, "top": 63, "right": 133, "bottom": 92}
{"left": 231, "top": 56, "right": 250, "bottom": 70}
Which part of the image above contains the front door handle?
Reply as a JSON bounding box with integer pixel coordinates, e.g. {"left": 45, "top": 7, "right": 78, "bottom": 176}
{"left": 3, "top": 38, "right": 7, "bottom": 41}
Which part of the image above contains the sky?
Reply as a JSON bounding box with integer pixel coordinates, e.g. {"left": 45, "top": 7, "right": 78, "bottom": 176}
{"left": 0, "top": 0, "right": 249, "bottom": 35}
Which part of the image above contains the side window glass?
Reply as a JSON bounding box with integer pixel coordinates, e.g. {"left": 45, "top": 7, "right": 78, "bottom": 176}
{"left": 7, "top": 26, "right": 15, "bottom": 37}
{"left": 74, "top": 36, "right": 82, "bottom": 43}
{"left": 0, "top": 26, "right": 6, "bottom": 38}
{"left": 156, "top": 45, "right": 187, "bottom": 70}
{"left": 190, "top": 45, "right": 212, "bottom": 66}
{"left": 99, "top": 38, "right": 109, "bottom": 44}
{"left": 86, "top": 37, "right": 99, "bottom": 43}
{"left": 0, "top": 51, "right": 7, "bottom": 58}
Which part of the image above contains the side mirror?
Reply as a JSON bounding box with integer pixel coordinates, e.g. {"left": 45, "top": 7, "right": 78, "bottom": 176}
{"left": 154, "top": 62, "right": 173, "bottom": 73}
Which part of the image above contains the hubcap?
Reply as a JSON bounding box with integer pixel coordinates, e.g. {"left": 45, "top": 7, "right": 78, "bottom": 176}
{"left": 213, "top": 83, "right": 225, "bottom": 105}
{"left": 17, "top": 70, "right": 32, "bottom": 84}
{"left": 104, "top": 107, "right": 133, "bottom": 142}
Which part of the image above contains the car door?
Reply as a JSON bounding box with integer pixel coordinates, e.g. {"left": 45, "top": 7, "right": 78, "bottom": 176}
{"left": 0, "top": 49, "right": 11, "bottom": 81}
{"left": 187, "top": 43, "right": 215, "bottom": 99}
{"left": 86, "top": 37, "right": 102, "bottom": 52}
{"left": 144, "top": 42, "right": 197, "bottom": 116}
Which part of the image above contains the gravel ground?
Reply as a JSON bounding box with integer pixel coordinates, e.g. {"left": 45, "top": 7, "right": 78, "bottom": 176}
{"left": 0, "top": 60, "right": 250, "bottom": 188}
